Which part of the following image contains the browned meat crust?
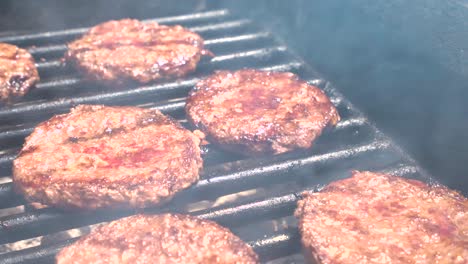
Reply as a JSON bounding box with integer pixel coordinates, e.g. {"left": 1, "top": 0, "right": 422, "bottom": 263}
{"left": 56, "top": 214, "right": 259, "bottom": 264}
{"left": 186, "top": 69, "right": 340, "bottom": 155}
{"left": 13, "top": 105, "right": 202, "bottom": 210}
{"left": 65, "top": 19, "right": 210, "bottom": 84}
{"left": 0, "top": 43, "right": 39, "bottom": 103}
{"left": 295, "top": 171, "right": 468, "bottom": 264}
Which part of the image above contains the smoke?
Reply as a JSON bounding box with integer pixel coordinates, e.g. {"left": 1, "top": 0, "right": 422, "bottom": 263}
{"left": 218, "top": 0, "right": 468, "bottom": 193}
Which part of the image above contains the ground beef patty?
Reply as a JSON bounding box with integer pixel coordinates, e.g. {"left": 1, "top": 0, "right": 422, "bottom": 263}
{"left": 65, "top": 19, "right": 210, "bottom": 84}
{"left": 13, "top": 105, "right": 202, "bottom": 210}
{"left": 0, "top": 43, "right": 39, "bottom": 103}
{"left": 56, "top": 214, "right": 258, "bottom": 264}
{"left": 186, "top": 69, "right": 340, "bottom": 155}
{"left": 295, "top": 171, "right": 468, "bottom": 264}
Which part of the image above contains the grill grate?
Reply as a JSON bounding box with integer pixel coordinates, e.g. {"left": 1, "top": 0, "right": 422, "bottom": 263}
{"left": 0, "top": 9, "right": 431, "bottom": 263}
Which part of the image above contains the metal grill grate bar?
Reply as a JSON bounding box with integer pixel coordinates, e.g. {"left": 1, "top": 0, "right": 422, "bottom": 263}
{"left": 0, "top": 86, "right": 362, "bottom": 174}
{"left": 28, "top": 32, "right": 272, "bottom": 57}
{"left": 0, "top": 9, "right": 232, "bottom": 44}
{"left": 0, "top": 50, "right": 297, "bottom": 121}
{"left": 0, "top": 139, "right": 405, "bottom": 244}
{"left": 0, "top": 127, "right": 387, "bottom": 208}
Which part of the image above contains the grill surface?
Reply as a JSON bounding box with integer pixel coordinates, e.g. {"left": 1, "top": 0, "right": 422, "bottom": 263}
{"left": 0, "top": 9, "right": 432, "bottom": 263}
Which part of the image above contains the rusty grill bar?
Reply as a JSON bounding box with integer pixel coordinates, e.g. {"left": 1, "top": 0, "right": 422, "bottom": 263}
{"left": 0, "top": 9, "right": 431, "bottom": 264}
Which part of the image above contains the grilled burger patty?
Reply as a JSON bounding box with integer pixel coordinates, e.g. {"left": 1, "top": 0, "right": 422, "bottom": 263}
{"left": 13, "top": 105, "right": 202, "bottom": 210}
{"left": 186, "top": 69, "right": 340, "bottom": 155}
{"left": 56, "top": 214, "right": 259, "bottom": 264}
{"left": 0, "top": 43, "right": 39, "bottom": 103}
{"left": 295, "top": 171, "right": 468, "bottom": 264}
{"left": 65, "top": 19, "right": 210, "bottom": 84}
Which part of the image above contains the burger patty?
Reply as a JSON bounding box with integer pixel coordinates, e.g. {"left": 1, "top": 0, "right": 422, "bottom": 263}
{"left": 56, "top": 214, "right": 259, "bottom": 264}
{"left": 0, "top": 43, "right": 39, "bottom": 103}
{"left": 65, "top": 19, "right": 211, "bottom": 84}
{"left": 186, "top": 69, "right": 340, "bottom": 155}
{"left": 295, "top": 171, "right": 468, "bottom": 264}
{"left": 13, "top": 105, "right": 202, "bottom": 210}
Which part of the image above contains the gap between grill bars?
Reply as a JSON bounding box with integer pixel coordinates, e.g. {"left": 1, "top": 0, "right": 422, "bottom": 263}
{"left": 0, "top": 8, "right": 431, "bottom": 264}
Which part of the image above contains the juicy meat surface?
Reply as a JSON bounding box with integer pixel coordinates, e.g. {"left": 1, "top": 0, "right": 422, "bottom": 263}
{"left": 295, "top": 171, "right": 468, "bottom": 264}
{"left": 56, "top": 214, "right": 259, "bottom": 264}
{"left": 186, "top": 69, "right": 340, "bottom": 155}
{"left": 0, "top": 43, "right": 39, "bottom": 103}
{"left": 65, "top": 19, "right": 210, "bottom": 84}
{"left": 13, "top": 105, "right": 202, "bottom": 210}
